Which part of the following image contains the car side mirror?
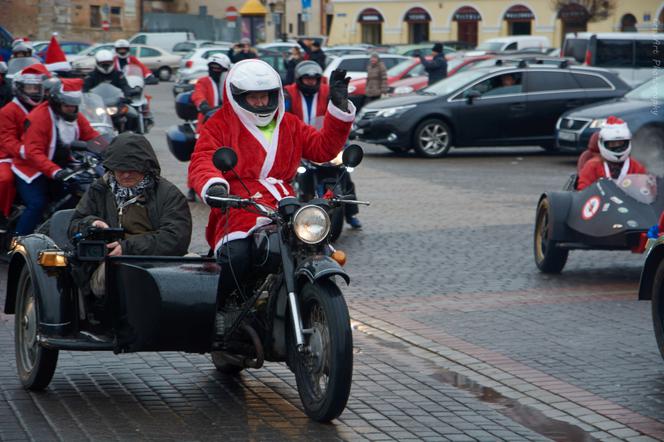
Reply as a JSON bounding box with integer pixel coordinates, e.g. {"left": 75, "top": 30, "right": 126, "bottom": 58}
{"left": 465, "top": 90, "right": 481, "bottom": 104}
{"left": 342, "top": 144, "right": 363, "bottom": 168}
{"left": 213, "top": 147, "right": 237, "bottom": 172}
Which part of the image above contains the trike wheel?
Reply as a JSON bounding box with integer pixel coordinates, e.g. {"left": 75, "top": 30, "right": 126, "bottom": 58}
{"left": 651, "top": 261, "right": 664, "bottom": 361}
{"left": 289, "top": 280, "right": 352, "bottom": 422}
{"left": 15, "top": 266, "right": 58, "bottom": 390}
{"left": 210, "top": 351, "right": 244, "bottom": 375}
{"left": 534, "top": 198, "right": 568, "bottom": 273}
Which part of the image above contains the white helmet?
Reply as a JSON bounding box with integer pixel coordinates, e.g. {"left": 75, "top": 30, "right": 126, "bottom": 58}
{"left": 208, "top": 53, "right": 231, "bottom": 70}
{"left": 227, "top": 59, "right": 282, "bottom": 127}
{"left": 598, "top": 116, "right": 632, "bottom": 163}
{"left": 95, "top": 49, "right": 115, "bottom": 74}
{"left": 114, "top": 39, "right": 130, "bottom": 58}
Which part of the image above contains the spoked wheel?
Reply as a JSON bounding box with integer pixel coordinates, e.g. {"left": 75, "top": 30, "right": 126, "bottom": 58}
{"left": 210, "top": 351, "right": 244, "bottom": 375}
{"left": 15, "top": 266, "right": 58, "bottom": 390}
{"left": 534, "top": 198, "right": 568, "bottom": 273}
{"left": 289, "top": 280, "right": 353, "bottom": 422}
{"left": 413, "top": 119, "right": 452, "bottom": 158}
{"left": 651, "top": 261, "right": 664, "bottom": 361}
{"left": 329, "top": 207, "right": 344, "bottom": 243}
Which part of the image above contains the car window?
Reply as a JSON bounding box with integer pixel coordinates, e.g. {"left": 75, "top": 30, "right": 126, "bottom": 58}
{"left": 406, "top": 64, "right": 425, "bottom": 77}
{"left": 338, "top": 58, "right": 370, "bottom": 71}
{"left": 635, "top": 40, "right": 664, "bottom": 68}
{"left": 428, "top": 70, "right": 486, "bottom": 96}
{"left": 527, "top": 71, "right": 579, "bottom": 92}
{"left": 62, "top": 44, "right": 79, "bottom": 55}
{"left": 382, "top": 58, "right": 405, "bottom": 69}
{"left": 573, "top": 73, "right": 612, "bottom": 89}
{"left": 140, "top": 47, "right": 161, "bottom": 57}
{"left": 203, "top": 49, "right": 225, "bottom": 59}
{"left": 173, "top": 42, "right": 195, "bottom": 52}
{"left": 595, "top": 40, "right": 633, "bottom": 68}
{"left": 131, "top": 35, "right": 146, "bottom": 45}
{"left": 465, "top": 72, "right": 524, "bottom": 97}
{"left": 505, "top": 42, "right": 517, "bottom": 51}
{"left": 625, "top": 76, "right": 664, "bottom": 101}
{"left": 90, "top": 45, "right": 113, "bottom": 55}
{"left": 563, "top": 38, "right": 588, "bottom": 63}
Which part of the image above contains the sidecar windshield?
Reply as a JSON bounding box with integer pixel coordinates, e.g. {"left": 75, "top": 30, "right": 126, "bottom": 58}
{"left": 617, "top": 174, "right": 657, "bottom": 204}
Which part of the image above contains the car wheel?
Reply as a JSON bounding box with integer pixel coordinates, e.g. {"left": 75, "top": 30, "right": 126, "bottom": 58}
{"left": 534, "top": 197, "right": 568, "bottom": 273}
{"left": 158, "top": 66, "right": 172, "bottom": 82}
{"left": 413, "top": 119, "right": 452, "bottom": 158}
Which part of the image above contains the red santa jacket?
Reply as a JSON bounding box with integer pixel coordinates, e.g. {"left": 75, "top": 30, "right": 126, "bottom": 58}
{"left": 114, "top": 55, "right": 152, "bottom": 78}
{"left": 0, "top": 98, "right": 30, "bottom": 162}
{"left": 578, "top": 157, "right": 647, "bottom": 190}
{"left": 284, "top": 83, "right": 330, "bottom": 127}
{"left": 189, "top": 82, "right": 355, "bottom": 252}
{"left": 12, "top": 102, "right": 99, "bottom": 183}
{"left": 191, "top": 76, "right": 221, "bottom": 128}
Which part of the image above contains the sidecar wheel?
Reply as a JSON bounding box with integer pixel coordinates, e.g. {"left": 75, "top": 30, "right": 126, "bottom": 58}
{"left": 15, "top": 266, "right": 58, "bottom": 390}
{"left": 210, "top": 351, "right": 244, "bottom": 375}
{"left": 289, "top": 280, "right": 352, "bottom": 422}
{"left": 534, "top": 197, "right": 568, "bottom": 273}
{"left": 651, "top": 261, "right": 664, "bottom": 361}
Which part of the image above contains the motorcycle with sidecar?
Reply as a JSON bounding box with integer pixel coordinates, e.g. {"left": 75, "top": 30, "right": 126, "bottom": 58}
{"left": 4, "top": 145, "right": 368, "bottom": 423}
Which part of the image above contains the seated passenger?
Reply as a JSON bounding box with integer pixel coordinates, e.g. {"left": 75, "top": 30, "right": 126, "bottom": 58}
{"left": 68, "top": 132, "right": 192, "bottom": 297}
{"left": 577, "top": 116, "right": 646, "bottom": 190}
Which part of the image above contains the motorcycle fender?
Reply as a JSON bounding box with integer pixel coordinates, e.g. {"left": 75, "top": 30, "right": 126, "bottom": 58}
{"left": 540, "top": 191, "right": 573, "bottom": 242}
{"left": 5, "top": 234, "right": 73, "bottom": 336}
{"left": 638, "top": 240, "right": 664, "bottom": 300}
{"left": 295, "top": 255, "right": 350, "bottom": 286}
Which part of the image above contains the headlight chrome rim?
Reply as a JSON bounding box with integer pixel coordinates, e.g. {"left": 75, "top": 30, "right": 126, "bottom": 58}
{"left": 293, "top": 205, "right": 331, "bottom": 244}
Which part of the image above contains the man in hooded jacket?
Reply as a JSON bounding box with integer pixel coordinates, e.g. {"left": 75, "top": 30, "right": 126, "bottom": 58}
{"left": 69, "top": 132, "right": 192, "bottom": 297}
{"left": 188, "top": 59, "right": 354, "bottom": 300}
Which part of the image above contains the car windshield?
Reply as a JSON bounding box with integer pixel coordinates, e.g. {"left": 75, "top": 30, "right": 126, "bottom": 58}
{"left": 625, "top": 76, "right": 664, "bottom": 102}
{"left": 386, "top": 59, "right": 415, "bottom": 77}
{"left": 617, "top": 174, "right": 657, "bottom": 204}
{"left": 423, "top": 70, "right": 487, "bottom": 95}
{"left": 476, "top": 42, "right": 504, "bottom": 51}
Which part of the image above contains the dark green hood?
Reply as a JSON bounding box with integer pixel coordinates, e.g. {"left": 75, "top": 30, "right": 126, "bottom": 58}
{"left": 103, "top": 132, "right": 161, "bottom": 176}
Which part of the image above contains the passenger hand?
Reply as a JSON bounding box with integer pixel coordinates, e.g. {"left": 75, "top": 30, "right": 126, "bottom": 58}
{"left": 107, "top": 241, "right": 122, "bottom": 256}
{"left": 205, "top": 183, "right": 228, "bottom": 207}
{"left": 198, "top": 101, "right": 211, "bottom": 115}
{"left": 329, "top": 69, "right": 351, "bottom": 113}
{"left": 92, "top": 220, "right": 110, "bottom": 229}
{"left": 53, "top": 168, "right": 74, "bottom": 181}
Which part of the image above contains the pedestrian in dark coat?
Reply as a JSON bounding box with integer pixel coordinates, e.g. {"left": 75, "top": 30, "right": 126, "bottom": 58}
{"left": 419, "top": 43, "right": 447, "bottom": 86}
{"left": 298, "top": 39, "right": 326, "bottom": 70}
{"left": 227, "top": 38, "right": 258, "bottom": 64}
{"left": 284, "top": 47, "right": 303, "bottom": 85}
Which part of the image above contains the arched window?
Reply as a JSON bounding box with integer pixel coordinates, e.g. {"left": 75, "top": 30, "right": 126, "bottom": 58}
{"left": 453, "top": 6, "right": 482, "bottom": 47}
{"left": 620, "top": 13, "right": 637, "bottom": 32}
{"left": 404, "top": 7, "right": 431, "bottom": 44}
{"left": 504, "top": 4, "right": 534, "bottom": 35}
{"left": 358, "top": 8, "right": 383, "bottom": 44}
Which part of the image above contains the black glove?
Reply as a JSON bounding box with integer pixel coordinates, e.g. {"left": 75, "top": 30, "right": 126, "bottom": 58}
{"left": 198, "top": 100, "right": 211, "bottom": 115}
{"left": 53, "top": 168, "right": 74, "bottom": 181}
{"left": 205, "top": 183, "right": 228, "bottom": 207}
{"left": 329, "top": 69, "right": 351, "bottom": 113}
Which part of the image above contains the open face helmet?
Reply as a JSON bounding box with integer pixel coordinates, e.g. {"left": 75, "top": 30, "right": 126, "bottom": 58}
{"left": 294, "top": 60, "right": 323, "bottom": 96}
{"left": 598, "top": 116, "right": 632, "bottom": 163}
{"left": 95, "top": 49, "right": 115, "bottom": 74}
{"left": 228, "top": 59, "right": 281, "bottom": 127}
{"left": 114, "top": 39, "right": 131, "bottom": 59}
{"left": 12, "top": 41, "right": 33, "bottom": 58}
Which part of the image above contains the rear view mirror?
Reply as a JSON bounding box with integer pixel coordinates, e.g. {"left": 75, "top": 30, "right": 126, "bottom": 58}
{"left": 342, "top": 144, "right": 364, "bottom": 168}
{"left": 213, "top": 147, "right": 238, "bottom": 172}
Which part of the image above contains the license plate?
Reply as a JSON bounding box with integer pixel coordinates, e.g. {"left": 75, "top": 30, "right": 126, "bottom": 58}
{"left": 558, "top": 130, "right": 577, "bottom": 142}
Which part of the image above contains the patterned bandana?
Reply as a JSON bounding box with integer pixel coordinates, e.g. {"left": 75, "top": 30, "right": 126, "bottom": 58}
{"left": 108, "top": 173, "right": 153, "bottom": 208}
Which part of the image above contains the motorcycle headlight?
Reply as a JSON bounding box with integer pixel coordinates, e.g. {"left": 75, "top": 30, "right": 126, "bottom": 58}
{"left": 107, "top": 106, "right": 118, "bottom": 116}
{"left": 95, "top": 107, "right": 106, "bottom": 116}
{"left": 293, "top": 205, "right": 330, "bottom": 244}
{"left": 589, "top": 118, "right": 607, "bottom": 128}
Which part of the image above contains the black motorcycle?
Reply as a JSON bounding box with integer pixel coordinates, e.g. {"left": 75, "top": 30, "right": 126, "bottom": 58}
{"left": 206, "top": 145, "right": 368, "bottom": 421}
{"left": 89, "top": 83, "right": 132, "bottom": 133}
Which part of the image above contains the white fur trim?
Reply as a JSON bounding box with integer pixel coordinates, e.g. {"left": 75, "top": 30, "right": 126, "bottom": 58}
{"left": 201, "top": 177, "right": 229, "bottom": 205}
{"left": 327, "top": 100, "right": 356, "bottom": 123}
{"left": 11, "top": 165, "right": 40, "bottom": 183}
{"left": 19, "top": 145, "right": 25, "bottom": 159}
{"left": 0, "top": 158, "right": 11, "bottom": 163}
{"left": 46, "top": 61, "right": 71, "bottom": 72}
{"left": 603, "top": 158, "right": 630, "bottom": 183}
{"left": 47, "top": 108, "right": 57, "bottom": 161}
{"left": 12, "top": 98, "right": 28, "bottom": 115}
{"left": 213, "top": 216, "right": 273, "bottom": 253}
{"left": 51, "top": 168, "right": 62, "bottom": 178}
{"left": 209, "top": 77, "right": 220, "bottom": 107}
{"left": 301, "top": 92, "right": 319, "bottom": 126}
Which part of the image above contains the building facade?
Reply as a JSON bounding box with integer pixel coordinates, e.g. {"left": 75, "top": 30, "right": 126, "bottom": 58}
{"left": 328, "top": 0, "right": 664, "bottom": 47}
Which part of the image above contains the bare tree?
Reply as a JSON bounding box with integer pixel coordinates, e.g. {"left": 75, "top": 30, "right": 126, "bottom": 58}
{"left": 551, "top": 0, "right": 617, "bottom": 22}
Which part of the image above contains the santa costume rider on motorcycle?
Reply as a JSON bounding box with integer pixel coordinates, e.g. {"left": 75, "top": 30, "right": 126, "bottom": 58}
{"left": 83, "top": 49, "right": 134, "bottom": 96}
{"left": 192, "top": 53, "right": 231, "bottom": 129}
{"left": 285, "top": 60, "right": 363, "bottom": 229}
{"left": 113, "top": 39, "right": 154, "bottom": 80}
{"left": 0, "top": 63, "right": 50, "bottom": 232}
{"left": 12, "top": 78, "right": 100, "bottom": 235}
{"left": 577, "top": 116, "right": 646, "bottom": 190}
{"left": 188, "top": 59, "right": 355, "bottom": 300}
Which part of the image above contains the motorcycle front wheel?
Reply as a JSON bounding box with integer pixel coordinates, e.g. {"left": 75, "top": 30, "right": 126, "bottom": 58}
{"left": 289, "top": 280, "right": 353, "bottom": 422}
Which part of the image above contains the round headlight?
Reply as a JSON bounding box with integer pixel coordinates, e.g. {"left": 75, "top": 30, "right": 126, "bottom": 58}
{"left": 106, "top": 106, "right": 118, "bottom": 116}
{"left": 293, "top": 205, "right": 330, "bottom": 244}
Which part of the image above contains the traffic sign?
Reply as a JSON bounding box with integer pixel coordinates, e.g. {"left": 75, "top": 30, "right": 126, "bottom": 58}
{"left": 102, "top": 20, "right": 110, "bottom": 31}
{"left": 226, "top": 6, "right": 238, "bottom": 22}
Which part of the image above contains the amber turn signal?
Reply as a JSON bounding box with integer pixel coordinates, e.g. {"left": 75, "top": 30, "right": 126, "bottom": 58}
{"left": 331, "top": 250, "right": 347, "bottom": 266}
{"left": 38, "top": 250, "right": 68, "bottom": 268}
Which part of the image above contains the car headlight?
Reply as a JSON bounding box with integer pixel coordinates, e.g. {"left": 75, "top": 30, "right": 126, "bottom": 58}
{"left": 106, "top": 106, "right": 118, "bottom": 116}
{"left": 376, "top": 104, "right": 416, "bottom": 118}
{"left": 589, "top": 118, "right": 607, "bottom": 128}
{"left": 293, "top": 205, "right": 330, "bottom": 244}
{"left": 348, "top": 84, "right": 357, "bottom": 94}
{"left": 393, "top": 86, "right": 414, "bottom": 95}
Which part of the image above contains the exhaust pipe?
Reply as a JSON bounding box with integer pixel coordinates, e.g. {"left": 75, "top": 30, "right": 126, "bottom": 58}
{"left": 215, "top": 324, "right": 265, "bottom": 369}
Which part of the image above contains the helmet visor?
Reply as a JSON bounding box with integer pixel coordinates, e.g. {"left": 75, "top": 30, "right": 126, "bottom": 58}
{"left": 232, "top": 87, "right": 280, "bottom": 116}
{"left": 116, "top": 48, "right": 129, "bottom": 57}
{"left": 605, "top": 139, "right": 630, "bottom": 153}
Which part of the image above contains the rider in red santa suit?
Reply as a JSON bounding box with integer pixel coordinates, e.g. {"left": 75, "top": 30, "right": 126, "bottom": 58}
{"left": 0, "top": 63, "right": 50, "bottom": 232}
{"left": 188, "top": 59, "right": 354, "bottom": 298}
{"left": 113, "top": 39, "right": 154, "bottom": 80}
{"left": 12, "top": 78, "right": 99, "bottom": 235}
{"left": 577, "top": 116, "right": 646, "bottom": 190}
{"left": 192, "top": 53, "right": 231, "bottom": 129}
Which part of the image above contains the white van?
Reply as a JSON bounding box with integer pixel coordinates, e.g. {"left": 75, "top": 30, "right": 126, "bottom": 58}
{"left": 128, "top": 32, "right": 195, "bottom": 53}
{"left": 476, "top": 36, "right": 551, "bottom": 52}
{"left": 562, "top": 32, "right": 664, "bottom": 87}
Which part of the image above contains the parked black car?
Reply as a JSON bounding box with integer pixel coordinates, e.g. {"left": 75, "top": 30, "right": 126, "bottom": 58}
{"left": 350, "top": 61, "right": 629, "bottom": 158}
{"left": 556, "top": 76, "right": 664, "bottom": 153}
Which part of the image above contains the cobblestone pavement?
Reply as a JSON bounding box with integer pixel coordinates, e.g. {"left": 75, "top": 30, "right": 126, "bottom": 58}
{"left": 1, "top": 83, "right": 663, "bottom": 441}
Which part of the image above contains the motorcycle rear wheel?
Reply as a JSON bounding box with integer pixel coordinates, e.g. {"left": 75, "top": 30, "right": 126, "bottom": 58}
{"left": 289, "top": 280, "right": 353, "bottom": 422}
